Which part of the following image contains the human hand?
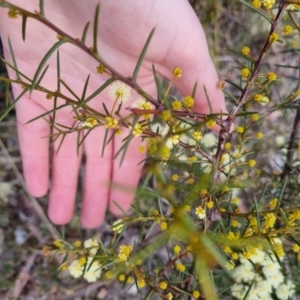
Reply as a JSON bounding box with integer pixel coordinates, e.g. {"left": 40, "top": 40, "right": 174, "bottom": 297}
{"left": 0, "top": 0, "right": 226, "bottom": 228}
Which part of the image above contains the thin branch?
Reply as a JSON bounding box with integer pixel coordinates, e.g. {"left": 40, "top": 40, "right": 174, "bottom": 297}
{"left": 282, "top": 105, "right": 300, "bottom": 177}
{"left": 0, "top": 1, "right": 161, "bottom": 108}
{"left": 212, "top": 0, "right": 288, "bottom": 183}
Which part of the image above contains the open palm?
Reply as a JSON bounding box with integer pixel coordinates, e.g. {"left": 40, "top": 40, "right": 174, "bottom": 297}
{"left": 0, "top": 0, "right": 226, "bottom": 228}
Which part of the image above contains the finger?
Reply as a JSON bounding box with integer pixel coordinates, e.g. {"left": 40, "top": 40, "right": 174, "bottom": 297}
{"left": 81, "top": 127, "right": 113, "bottom": 228}
{"left": 16, "top": 96, "right": 50, "bottom": 197}
{"left": 161, "top": 8, "right": 227, "bottom": 116}
{"left": 175, "top": 55, "right": 226, "bottom": 116}
{"left": 109, "top": 128, "right": 146, "bottom": 215}
{"left": 48, "top": 119, "right": 82, "bottom": 225}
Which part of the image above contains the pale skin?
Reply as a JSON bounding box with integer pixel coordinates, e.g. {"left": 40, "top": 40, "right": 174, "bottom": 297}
{"left": 0, "top": 0, "right": 226, "bottom": 228}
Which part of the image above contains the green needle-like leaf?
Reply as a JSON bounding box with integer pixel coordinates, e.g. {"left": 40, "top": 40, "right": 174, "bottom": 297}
{"left": 30, "top": 39, "right": 66, "bottom": 93}
{"left": 77, "top": 77, "right": 115, "bottom": 109}
{"left": 238, "top": 0, "right": 272, "bottom": 24}
{"left": 278, "top": 176, "right": 288, "bottom": 203}
{"left": 132, "top": 27, "right": 155, "bottom": 82}
{"left": 138, "top": 222, "right": 146, "bottom": 242}
{"left": 254, "top": 199, "right": 261, "bottom": 234}
{"left": 152, "top": 64, "right": 164, "bottom": 102}
{"left": 101, "top": 128, "right": 109, "bottom": 157}
{"left": 61, "top": 253, "right": 69, "bottom": 267}
{"left": 0, "top": 88, "right": 29, "bottom": 121}
{"left": 257, "top": 182, "right": 268, "bottom": 206}
{"left": 223, "top": 90, "right": 239, "bottom": 105}
{"left": 8, "top": 37, "right": 20, "bottom": 80}
{"left": 39, "top": 0, "right": 45, "bottom": 16}
{"left": 235, "top": 111, "right": 259, "bottom": 117}
{"left": 76, "top": 131, "right": 81, "bottom": 156}
{"left": 227, "top": 47, "right": 256, "bottom": 64}
{"left": 81, "top": 74, "right": 90, "bottom": 101}
{"left": 105, "top": 127, "right": 118, "bottom": 146}
{"left": 81, "top": 21, "right": 90, "bottom": 44}
{"left": 279, "top": 208, "right": 289, "bottom": 227}
{"left": 217, "top": 283, "right": 236, "bottom": 296}
{"left": 242, "top": 279, "right": 255, "bottom": 300}
{"left": 56, "top": 50, "right": 61, "bottom": 90}
{"left": 225, "top": 79, "right": 244, "bottom": 92}
{"left": 102, "top": 102, "right": 110, "bottom": 116}
{"left": 144, "top": 222, "right": 157, "bottom": 240}
{"left": 0, "top": 58, "right": 31, "bottom": 82}
{"left": 275, "top": 64, "right": 300, "bottom": 69}
{"left": 22, "top": 15, "right": 27, "bottom": 41}
{"left": 115, "top": 134, "right": 135, "bottom": 166}
{"left": 78, "top": 129, "right": 93, "bottom": 148}
{"left": 52, "top": 51, "right": 61, "bottom": 127}
{"left": 203, "top": 84, "right": 212, "bottom": 114}
{"left": 93, "top": 4, "right": 100, "bottom": 54}
{"left": 5, "top": 82, "right": 9, "bottom": 107}
{"left": 36, "top": 65, "right": 49, "bottom": 85}
{"left": 111, "top": 200, "right": 128, "bottom": 216}
{"left": 26, "top": 103, "right": 69, "bottom": 124}
{"left": 192, "top": 81, "right": 198, "bottom": 99}
{"left": 59, "top": 79, "right": 81, "bottom": 102}
{"left": 56, "top": 133, "right": 67, "bottom": 154}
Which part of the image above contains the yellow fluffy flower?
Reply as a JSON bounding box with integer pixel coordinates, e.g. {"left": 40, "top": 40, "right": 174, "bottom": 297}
{"left": 118, "top": 244, "right": 133, "bottom": 262}
{"left": 8, "top": 8, "right": 18, "bottom": 19}
{"left": 132, "top": 98, "right": 153, "bottom": 119}
{"left": 83, "top": 117, "right": 98, "bottom": 128}
{"left": 160, "top": 222, "right": 168, "bottom": 230}
{"left": 265, "top": 213, "right": 276, "bottom": 229}
{"left": 96, "top": 64, "right": 105, "bottom": 74}
{"left": 263, "top": 0, "right": 276, "bottom": 9}
{"left": 269, "top": 198, "right": 278, "bottom": 209}
{"left": 283, "top": 25, "right": 293, "bottom": 35}
{"left": 237, "top": 126, "right": 245, "bottom": 134}
{"left": 252, "top": 0, "right": 261, "bottom": 8}
{"left": 193, "top": 290, "right": 201, "bottom": 299}
{"left": 108, "top": 80, "right": 131, "bottom": 103}
{"left": 248, "top": 159, "right": 256, "bottom": 167}
{"left": 160, "top": 281, "right": 168, "bottom": 290}
{"left": 206, "top": 201, "right": 214, "bottom": 209}
{"left": 160, "top": 110, "right": 172, "bottom": 121}
{"left": 256, "top": 132, "right": 264, "bottom": 139}
{"left": 172, "top": 100, "right": 182, "bottom": 110}
{"left": 206, "top": 119, "right": 216, "bottom": 129}
{"left": 184, "top": 95, "right": 194, "bottom": 109}
{"left": 267, "top": 72, "right": 277, "bottom": 81}
{"left": 172, "top": 174, "right": 179, "bottom": 181}
{"left": 132, "top": 123, "right": 143, "bottom": 137}
{"left": 175, "top": 263, "right": 186, "bottom": 272}
{"left": 173, "top": 67, "right": 182, "bottom": 78}
{"left": 174, "top": 245, "right": 181, "bottom": 255}
{"left": 195, "top": 206, "right": 206, "bottom": 219}
{"left": 192, "top": 131, "right": 202, "bottom": 141}
{"left": 137, "top": 279, "right": 146, "bottom": 288}
{"left": 118, "top": 274, "right": 126, "bottom": 282}
{"left": 105, "top": 116, "right": 119, "bottom": 129}
{"left": 241, "top": 68, "right": 250, "bottom": 78}
{"left": 292, "top": 244, "right": 300, "bottom": 253}
{"left": 241, "top": 46, "right": 250, "bottom": 55}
